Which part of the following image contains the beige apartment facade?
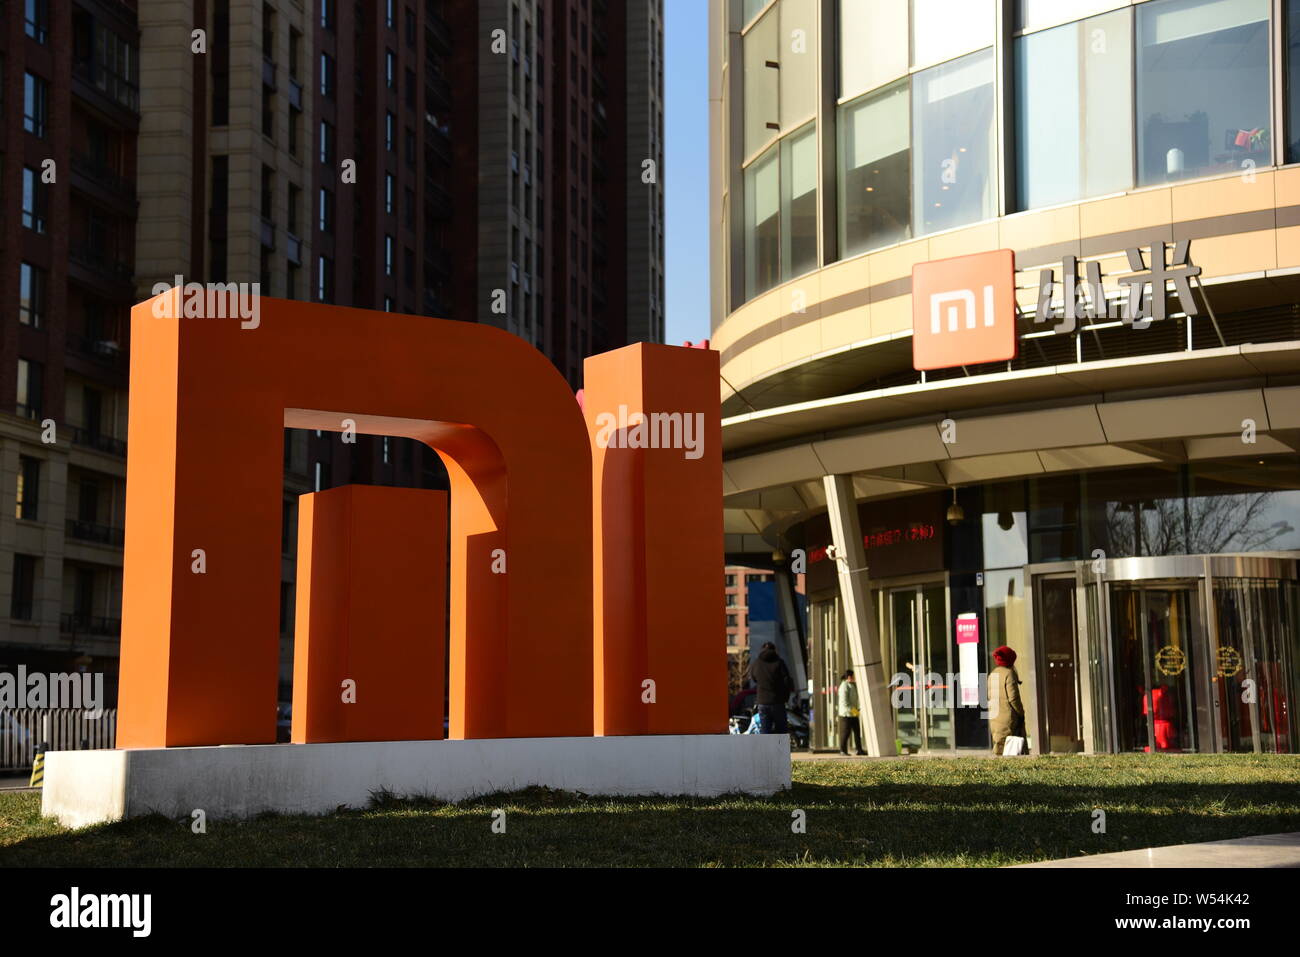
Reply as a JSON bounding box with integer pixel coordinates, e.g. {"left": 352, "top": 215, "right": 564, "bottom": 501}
{"left": 712, "top": 0, "right": 1300, "bottom": 754}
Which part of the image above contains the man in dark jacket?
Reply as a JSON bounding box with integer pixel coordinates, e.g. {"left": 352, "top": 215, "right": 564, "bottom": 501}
{"left": 747, "top": 642, "right": 794, "bottom": 734}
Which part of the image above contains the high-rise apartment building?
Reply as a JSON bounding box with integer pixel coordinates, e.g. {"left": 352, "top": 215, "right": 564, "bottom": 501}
{"left": 0, "top": 0, "right": 665, "bottom": 711}
{"left": 0, "top": 0, "right": 141, "bottom": 698}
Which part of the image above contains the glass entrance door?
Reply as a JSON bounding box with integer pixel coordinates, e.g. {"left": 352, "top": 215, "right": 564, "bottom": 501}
{"left": 1036, "top": 577, "right": 1083, "bottom": 752}
{"left": 886, "top": 583, "right": 949, "bottom": 752}
{"left": 1109, "top": 583, "right": 1203, "bottom": 752}
{"left": 1211, "top": 578, "right": 1300, "bottom": 753}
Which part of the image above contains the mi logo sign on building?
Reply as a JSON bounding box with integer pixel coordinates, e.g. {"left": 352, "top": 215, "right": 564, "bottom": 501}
{"left": 911, "top": 249, "right": 1018, "bottom": 371}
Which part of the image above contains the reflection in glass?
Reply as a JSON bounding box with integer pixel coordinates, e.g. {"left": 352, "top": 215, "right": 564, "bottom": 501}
{"left": 911, "top": 0, "right": 995, "bottom": 68}
{"left": 838, "top": 81, "right": 910, "bottom": 257}
{"left": 745, "top": 147, "right": 780, "bottom": 299}
{"left": 1017, "top": 0, "right": 1128, "bottom": 33}
{"left": 840, "top": 0, "right": 909, "bottom": 100}
{"left": 912, "top": 48, "right": 997, "bottom": 236}
{"left": 781, "top": 124, "right": 818, "bottom": 281}
{"left": 1136, "top": 0, "right": 1270, "bottom": 185}
{"left": 1016, "top": 9, "right": 1132, "bottom": 210}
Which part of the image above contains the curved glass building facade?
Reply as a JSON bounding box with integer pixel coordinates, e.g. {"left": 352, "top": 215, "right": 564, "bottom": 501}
{"left": 710, "top": 0, "right": 1300, "bottom": 754}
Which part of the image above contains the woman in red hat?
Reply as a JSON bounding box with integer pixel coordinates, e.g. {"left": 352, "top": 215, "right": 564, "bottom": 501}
{"left": 988, "top": 645, "right": 1027, "bottom": 755}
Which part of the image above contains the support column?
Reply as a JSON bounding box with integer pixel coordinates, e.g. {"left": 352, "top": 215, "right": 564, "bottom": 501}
{"left": 823, "top": 474, "right": 893, "bottom": 756}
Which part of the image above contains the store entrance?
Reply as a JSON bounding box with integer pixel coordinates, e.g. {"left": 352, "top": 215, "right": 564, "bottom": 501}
{"left": 1109, "top": 583, "right": 1204, "bottom": 753}
{"left": 884, "top": 582, "right": 949, "bottom": 752}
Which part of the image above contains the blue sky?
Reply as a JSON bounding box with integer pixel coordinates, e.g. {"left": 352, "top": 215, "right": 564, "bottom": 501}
{"left": 664, "top": 0, "right": 711, "bottom": 346}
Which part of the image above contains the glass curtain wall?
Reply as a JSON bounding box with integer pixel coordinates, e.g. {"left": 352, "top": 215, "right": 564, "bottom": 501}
{"left": 1016, "top": 9, "right": 1133, "bottom": 209}
{"left": 1136, "top": 0, "right": 1270, "bottom": 185}
{"left": 742, "top": 0, "right": 818, "bottom": 299}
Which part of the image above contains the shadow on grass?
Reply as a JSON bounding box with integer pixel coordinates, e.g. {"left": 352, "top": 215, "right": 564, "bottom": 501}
{"left": 3, "top": 772, "right": 1299, "bottom": 867}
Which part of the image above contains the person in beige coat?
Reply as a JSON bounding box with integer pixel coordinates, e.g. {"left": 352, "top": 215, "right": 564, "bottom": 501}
{"left": 988, "top": 645, "right": 1027, "bottom": 755}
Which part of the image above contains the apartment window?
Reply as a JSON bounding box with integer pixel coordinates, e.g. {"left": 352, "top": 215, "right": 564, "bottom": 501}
{"left": 385, "top": 235, "right": 394, "bottom": 276}
{"left": 317, "top": 255, "right": 334, "bottom": 302}
{"left": 25, "top": 0, "right": 49, "bottom": 43}
{"left": 321, "top": 0, "right": 335, "bottom": 30}
{"left": 17, "top": 358, "right": 43, "bottom": 419}
{"left": 405, "top": 67, "right": 416, "bottom": 109}
{"left": 405, "top": 7, "right": 416, "bottom": 48}
{"left": 213, "top": 1, "right": 230, "bottom": 124}
{"left": 262, "top": 3, "right": 275, "bottom": 53}
{"left": 262, "top": 84, "right": 274, "bottom": 138}
{"left": 289, "top": 105, "right": 301, "bottom": 155}
{"left": 261, "top": 165, "right": 275, "bottom": 221}
{"left": 11, "top": 555, "right": 37, "bottom": 621}
{"left": 405, "top": 127, "right": 416, "bottom": 167}
{"left": 385, "top": 173, "right": 394, "bottom": 214}
{"left": 23, "top": 72, "right": 48, "bottom": 137}
{"left": 21, "top": 167, "right": 46, "bottom": 233}
{"left": 1137, "top": 0, "right": 1270, "bottom": 185}
{"left": 386, "top": 112, "right": 395, "bottom": 151}
{"left": 386, "top": 0, "right": 395, "bottom": 29}
{"left": 289, "top": 27, "right": 301, "bottom": 79}
{"left": 1016, "top": 9, "right": 1133, "bottom": 210}
{"left": 19, "top": 263, "right": 46, "bottom": 328}
{"left": 386, "top": 49, "right": 395, "bottom": 89}
{"left": 319, "top": 187, "right": 334, "bottom": 232}
{"left": 320, "top": 120, "right": 334, "bottom": 164}
{"left": 404, "top": 246, "right": 415, "bottom": 287}
{"left": 16, "top": 457, "right": 40, "bottom": 521}
{"left": 404, "top": 187, "right": 415, "bottom": 227}
{"left": 286, "top": 262, "right": 299, "bottom": 300}
{"left": 320, "top": 53, "right": 335, "bottom": 97}
{"left": 913, "top": 48, "right": 997, "bottom": 237}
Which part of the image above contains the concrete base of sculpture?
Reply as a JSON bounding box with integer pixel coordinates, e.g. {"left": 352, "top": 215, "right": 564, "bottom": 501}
{"left": 41, "top": 735, "right": 791, "bottom": 828}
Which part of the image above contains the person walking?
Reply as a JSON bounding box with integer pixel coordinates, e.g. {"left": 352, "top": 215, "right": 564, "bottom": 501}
{"left": 988, "top": 645, "right": 1027, "bottom": 755}
{"left": 747, "top": 641, "right": 794, "bottom": 735}
{"left": 836, "top": 669, "right": 867, "bottom": 755}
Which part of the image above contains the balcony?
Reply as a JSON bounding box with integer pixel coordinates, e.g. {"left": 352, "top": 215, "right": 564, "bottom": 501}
{"left": 427, "top": 10, "right": 452, "bottom": 56}
{"left": 69, "top": 336, "right": 127, "bottom": 370}
{"left": 425, "top": 64, "right": 451, "bottom": 112}
{"left": 72, "top": 58, "right": 140, "bottom": 117}
{"left": 70, "top": 426, "right": 127, "bottom": 457}
{"left": 71, "top": 151, "right": 136, "bottom": 201}
{"left": 427, "top": 121, "right": 451, "bottom": 166}
{"left": 425, "top": 247, "right": 452, "bottom": 281}
{"left": 69, "top": 242, "right": 134, "bottom": 285}
{"left": 425, "top": 180, "right": 452, "bottom": 221}
{"left": 66, "top": 520, "right": 125, "bottom": 547}
{"left": 61, "top": 613, "right": 122, "bottom": 637}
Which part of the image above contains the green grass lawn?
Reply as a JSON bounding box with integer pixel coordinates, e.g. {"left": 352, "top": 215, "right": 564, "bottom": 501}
{"left": 2, "top": 754, "right": 1298, "bottom": 867}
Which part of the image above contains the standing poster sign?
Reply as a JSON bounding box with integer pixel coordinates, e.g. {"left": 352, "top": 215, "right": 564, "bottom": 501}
{"left": 956, "top": 614, "right": 980, "bottom": 707}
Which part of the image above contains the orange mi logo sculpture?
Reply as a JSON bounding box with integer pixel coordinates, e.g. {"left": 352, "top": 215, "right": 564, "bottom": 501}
{"left": 117, "top": 291, "right": 725, "bottom": 748}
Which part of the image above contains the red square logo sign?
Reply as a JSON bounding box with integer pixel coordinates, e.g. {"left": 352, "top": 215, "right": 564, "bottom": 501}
{"left": 911, "top": 249, "right": 1017, "bottom": 371}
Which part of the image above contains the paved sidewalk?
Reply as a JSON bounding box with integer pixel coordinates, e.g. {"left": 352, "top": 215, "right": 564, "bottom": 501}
{"left": 0, "top": 771, "right": 36, "bottom": 792}
{"left": 1013, "top": 832, "right": 1300, "bottom": 868}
